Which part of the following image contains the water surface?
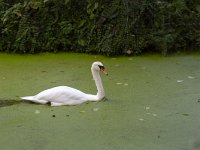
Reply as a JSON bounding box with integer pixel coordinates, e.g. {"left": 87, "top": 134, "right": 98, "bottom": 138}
{"left": 0, "top": 53, "right": 200, "bottom": 150}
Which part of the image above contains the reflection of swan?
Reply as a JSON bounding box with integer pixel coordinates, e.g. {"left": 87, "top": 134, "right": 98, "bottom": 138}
{"left": 21, "top": 62, "right": 108, "bottom": 106}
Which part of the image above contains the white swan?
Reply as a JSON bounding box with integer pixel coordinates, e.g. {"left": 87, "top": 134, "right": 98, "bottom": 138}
{"left": 21, "top": 61, "right": 108, "bottom": 106}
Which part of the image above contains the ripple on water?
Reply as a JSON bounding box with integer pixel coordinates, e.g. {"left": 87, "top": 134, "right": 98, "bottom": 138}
{"left": 0, "top": 100, "right": 20, "bottom": 108}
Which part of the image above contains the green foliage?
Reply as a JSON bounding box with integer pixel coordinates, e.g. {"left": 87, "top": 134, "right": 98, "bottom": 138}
{"left": 0, "top": 0, "right": 199, "bottom": 55}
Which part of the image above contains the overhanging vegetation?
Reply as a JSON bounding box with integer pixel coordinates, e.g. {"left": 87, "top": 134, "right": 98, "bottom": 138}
{"left": 0, "top": 0, "right": 200, "bottom": 55}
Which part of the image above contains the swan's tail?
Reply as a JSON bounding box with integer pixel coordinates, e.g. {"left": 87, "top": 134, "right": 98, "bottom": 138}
{"left": 21, "top": 96, "right": 35, "bottom": 101}
{"left": 20, "top": 96, "right": 48, "bottom": 104}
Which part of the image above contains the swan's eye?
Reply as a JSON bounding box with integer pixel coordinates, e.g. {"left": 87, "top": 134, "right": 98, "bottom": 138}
{"left": 98, "top": 65, "right": 105, "bottom": 70}
{"left": 98, "top": 65, "right": 108, "bottom": 75}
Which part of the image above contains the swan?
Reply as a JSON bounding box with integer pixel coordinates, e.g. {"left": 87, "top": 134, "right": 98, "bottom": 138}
{"left": 21, "top": 61, "right": 108, "bottom": 106}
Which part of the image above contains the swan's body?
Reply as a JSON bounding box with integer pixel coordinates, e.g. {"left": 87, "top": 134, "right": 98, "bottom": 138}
{"left": 21, "top": 62, "right": 107, "bottom": 106}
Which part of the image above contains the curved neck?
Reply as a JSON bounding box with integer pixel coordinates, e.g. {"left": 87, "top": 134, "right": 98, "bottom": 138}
{"left": 91, "top": 69, "right": 105, "bottom": 100}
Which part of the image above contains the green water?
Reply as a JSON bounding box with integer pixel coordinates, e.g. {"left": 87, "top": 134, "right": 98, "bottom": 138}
{"left": 0, "top": 53, "right": 200, "bottom": 150}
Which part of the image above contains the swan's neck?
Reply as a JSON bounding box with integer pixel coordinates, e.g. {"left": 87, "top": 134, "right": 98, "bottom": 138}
{"left": 91, "top": 69, "right": 105, "bottom": 100}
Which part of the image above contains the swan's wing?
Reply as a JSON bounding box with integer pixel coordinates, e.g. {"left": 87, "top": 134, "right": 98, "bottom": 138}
{"left": 35, "top": 86, "right": 89, "bottom": 104}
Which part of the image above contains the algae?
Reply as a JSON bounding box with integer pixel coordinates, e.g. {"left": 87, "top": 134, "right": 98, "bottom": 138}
{"left": 0, "top": 53, "right": 200, "bottom": 150}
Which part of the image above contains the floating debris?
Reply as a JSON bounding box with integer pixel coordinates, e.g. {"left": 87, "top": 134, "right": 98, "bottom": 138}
{"left": 116, "top": 82, "right": 123, "bottom": 85}
{"left": 177, "top": 80, "right": 183, "bottom": 83}
{"left": 35, "top": 110, "right": 40, "bottom": 114}
{"left": 188, "top": 76, "right": 195, "bottom": 79}
{"left": 139, "top": 118, "right": 144, "bottom": 121}
{"left": 153, "top": 114, "right": 157, "bottom": 117}
{"left": 92, "top": 108, "right": 99, "bottom": 112}
{"left": 80, "top": 110, "right": 86, "bottom": 113}
{"left": 52, "top": 115, "right": 56, "bottom": 117}
{"left": 124, "top": 83, "right": 128, "bottom": 86}
{"left": 145, "top": 107, "right": 150, "bottom": 110}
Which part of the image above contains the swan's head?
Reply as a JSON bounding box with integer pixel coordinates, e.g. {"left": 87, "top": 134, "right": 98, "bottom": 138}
{"left": 91, "top": 61, "right": 108, "bottom": 75}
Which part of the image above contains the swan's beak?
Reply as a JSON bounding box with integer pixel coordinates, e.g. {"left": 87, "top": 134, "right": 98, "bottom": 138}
{"left": 101, "top": 68, "right": 108, "bottom": 75}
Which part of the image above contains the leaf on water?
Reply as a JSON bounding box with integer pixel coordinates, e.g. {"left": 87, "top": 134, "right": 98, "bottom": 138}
{"left": 124, "top": 83, "right": 128, "bottom": 86}
{"left": 177, "top": 80, "right": 183, "bottom": 83}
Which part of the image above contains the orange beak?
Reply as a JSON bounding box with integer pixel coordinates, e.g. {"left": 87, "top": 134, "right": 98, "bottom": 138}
{"left": 101, "top": 68, "right": 108, "bottom": 75}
